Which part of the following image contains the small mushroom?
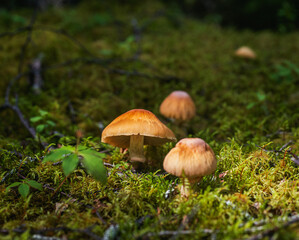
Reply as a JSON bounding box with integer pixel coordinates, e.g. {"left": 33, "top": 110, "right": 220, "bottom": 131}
{"left": 160, "top": 91, "right": 196, "bottom": 122}
{"left": 101, "top": 109, "right": 176, "bottom": 163}
{"left": 235, "top": 46, "right": 256, "bottom": 59}
{"left": 163, "top": 138, "right": 217, "bottom": 197}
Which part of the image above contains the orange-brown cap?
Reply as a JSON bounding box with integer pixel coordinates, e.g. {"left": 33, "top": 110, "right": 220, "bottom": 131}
{"left": 159, "top": 91, "right": 196, "bottom": 121}
{"left": 101, "top": 109, "right": 176, "bottom": 148}
{"left": 235, "top": 46, "right": 256, "bottom": 59}
{"left": 163, "top": 138, "right": 217, "bottom": 183}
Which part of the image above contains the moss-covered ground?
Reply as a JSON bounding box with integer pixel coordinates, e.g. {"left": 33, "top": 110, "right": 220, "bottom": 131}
{"left": 0, "top": 1, "right": 298, "bottom": 239}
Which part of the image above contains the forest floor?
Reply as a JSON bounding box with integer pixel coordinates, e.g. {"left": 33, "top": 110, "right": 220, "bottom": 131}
{"left": 0, "top": 1, "right": 298, "bottom": 239}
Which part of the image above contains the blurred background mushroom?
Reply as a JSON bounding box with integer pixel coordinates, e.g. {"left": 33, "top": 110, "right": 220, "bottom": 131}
{"left": 163, "top": 138, "right": 217, "bottom": 197}
{"left": 235, "top": 46, "right": 257, "bottom": 59}
{"left": 101, "top": 109, "right": 176, "bottom": 166}
{"left": 159, "top": 90, "right": 196, "bottom": 138}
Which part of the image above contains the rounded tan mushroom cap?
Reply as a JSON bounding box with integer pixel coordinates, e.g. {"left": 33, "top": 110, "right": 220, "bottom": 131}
{"left": 235, "top": 46, "right": 256, "bottom": 59}
{"left": 163, "top": 138, "right": 217, "bottom": 183}
{"left": 101, "top": 109, "right": 176, "bottom": 148}
{"left": 160, "top": 91, "right": 196, "bottom": 121}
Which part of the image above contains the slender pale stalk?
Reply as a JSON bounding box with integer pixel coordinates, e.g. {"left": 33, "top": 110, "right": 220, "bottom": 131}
{"left": 129, "top": 135, "right": 146, "bottom": 163}
{"left": 180, "top": 177, "right": 191, "bottom": 197}
{"left": 180, "top": 177, "right": 203, "bottom": 197}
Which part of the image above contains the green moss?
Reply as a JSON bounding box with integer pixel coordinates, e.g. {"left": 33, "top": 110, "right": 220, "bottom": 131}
{"left": 0, "top": 0, "right": 298, "bottom": 239}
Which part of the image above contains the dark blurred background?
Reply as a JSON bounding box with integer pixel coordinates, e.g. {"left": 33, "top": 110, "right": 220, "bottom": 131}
{"left": 0, "top": 0, "right": 298, "bottom": 32}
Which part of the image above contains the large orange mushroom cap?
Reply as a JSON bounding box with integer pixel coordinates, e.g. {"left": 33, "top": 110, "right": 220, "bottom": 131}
{"left": 101, "top": 109, "right": 176, "bottom": 148}
{"left": 101, "top": 109, "right": 176, "bottom": 163}
{"left": 160, "top": 91, "right": 196, "bottom": 121}
{"left": 163, "top": 138, "right": 217, "bottom": 183}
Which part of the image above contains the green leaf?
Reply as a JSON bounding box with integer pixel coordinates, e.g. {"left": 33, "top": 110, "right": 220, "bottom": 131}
{"left": 43, "top": 146, "right": 74, "bottom": 162}
{"left": 18, "top": 183, "right": 30, "bottom": 198}
{"left": 36, "top": 124, "right": 46, "bottom": 133}
{"left": 26, "top": 180, "right": 42, "bottom": 191}
{"left": 256, "top": 92, "right": 266, "bottom": 101}
{"left": 30, "top": 116, "right": 42, "bottom": 123}
{"left": 80, "top": 150, "right": 107, "bottom": 183}
{"left": 46, "top": 120, "right": 56, "bottom": 127}
{"left": 62, "top": 154, "right": 79, "bottom": 176}
{"left": 39, "top": 110, "right": 48, "bottom": 116}
{"left": 246, "top": 102, "right": 256, "bottom": 109}
{"left": 80, "top": 149, "right": 106, "bottom": 158}
{"left": 6, "top": 182, "right": 21, "bottom": 191}
{"left": 78, "top": 145, "right": 88, "bottom": 151}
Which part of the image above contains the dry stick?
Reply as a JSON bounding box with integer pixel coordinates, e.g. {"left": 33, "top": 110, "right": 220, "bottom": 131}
{"left": 43, "top": 57, "right": 180, "bottom": 83}
{"left": 30, "top": 55, "right": 43, "bottom": 94}
{"left": 4, "top": 72, "right": 28, "bottom": 104}
{"left": 0, "top": 26, "right": 30, "bottom": 38}
{"left": 108, "top": 68, "right": 181, "bottom": 83}
{"left": 256, "top": 143, "right": 299, "bottom": 166}
{"left": 52, "top": 176, "right": 68, "bottom": 197}
{"left": 0, "top": 94, "right": 37, "bottom": 139}
{"left": 34, "top": 26, "right": 94, "bottom": 57}
{"left": 245, "top": 215, "right": 299, "bottom": 240}
{"left": 146, "top": 229, "right": 214, "bottom": 238}
{"left": 131, "top": 18, "right": 142, "bottom": 60}
{"left": 0, "top": 226, "right": 102, "bottom": 240}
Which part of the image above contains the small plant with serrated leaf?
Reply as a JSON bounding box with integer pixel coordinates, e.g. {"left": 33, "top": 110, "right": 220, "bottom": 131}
{"left": 30, "top": 109, "right": 56, "bottom": 136}
{"left": 43, "top": 144, "right": 107, "bottom": 184}
{"left": 6, "top": 179, "right": 42, "bottom": 198}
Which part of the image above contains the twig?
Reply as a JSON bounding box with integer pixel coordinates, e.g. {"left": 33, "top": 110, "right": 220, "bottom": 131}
{"left": 34, "top": 26, "right": 94, "bottom": 57}
{"left": 278, "top": 140, "right": 293, "bottom": 152}
{"left": 0, "top": 26, "right": 30, "bottom": 38}
{"left": 52, "top": 176, "right": 68, "bottom": 197}
{"left": 0, "top": 225, "right": 102, "bottom": 240}
{"left": 131, "top": 18, "right": 142, "bottom": 60}
{"left": 245, "top": 215, "right": 299, "bottom": 240}
{"left": 4, "top": 72, "right": 28, "bottom": 104}
{"left": 108, "top": 68, "right": 181, "bottom": 83}
{"left": 29, "top": 54, "right": 44, "bottom": 94}
{"left": 1, "top": 97, "right": 37, "bottom": 139}
{"left": 145, "top": 229, "right": 214, "bottom": 238}
{"left": 256, "top": 143, "right": 299, "bottom": 166}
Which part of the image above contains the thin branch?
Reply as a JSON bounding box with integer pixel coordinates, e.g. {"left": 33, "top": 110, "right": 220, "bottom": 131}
{"left": 0, "top": 225, "right": 102, "bottom": 240}
{"left": 145, "top": 229, "right": 214, "bottom": 238}
{"left": 256, "top": 142, "right": 299, "bottom": 166}
{"left": 34, "top": 26, "right": 94, "bottom": 57}
{"left": 108, "top": 68, "right": 182, "bottom": 83}
{"left": 131, "top": 18, "right": 142, "bottom": 60}
{"left": 0, "top": 26, "right": 30, "bottom": 38}
{"left": 1, "top": 98, "right": 37, "bottom": 139}
{"left": 245, "top": 215, "right": 299, "bottom": 240}
{"left": 4, "top": 72, "right": 28, "bottom": 104}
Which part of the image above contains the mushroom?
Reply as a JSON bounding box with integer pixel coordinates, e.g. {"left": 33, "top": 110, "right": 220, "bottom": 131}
{"left": 160, "top": 91, "right": 196, "bottom": 122}
{"left": 163, "top": 138, "right": 217, "bottom": 197}
{"left": 235, "top": 46, "right": 256, "bottom": 59}
{"left": 101, "top": 109, "right": 176, "bottom": 163}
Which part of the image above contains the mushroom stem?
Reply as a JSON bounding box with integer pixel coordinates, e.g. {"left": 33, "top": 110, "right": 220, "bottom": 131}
{"left": 129, "top": 135, "right": 146, "bottom": 163}
{"left": 180, "top": 177, "right": 191, "bottom": 197}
